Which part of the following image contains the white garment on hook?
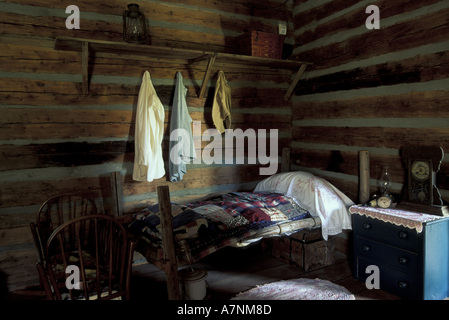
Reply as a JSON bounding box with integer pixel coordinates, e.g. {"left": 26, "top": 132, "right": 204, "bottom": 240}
{"left": 169, "top": 72, "right": 196, "bottom": 182}
{"left": 133, "top": 71, "right": 165, "bottom": 182}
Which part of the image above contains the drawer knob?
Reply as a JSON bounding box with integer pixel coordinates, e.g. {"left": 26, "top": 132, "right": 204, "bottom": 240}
{"left": 398, "top": 231, "right": 408, "bottom": 239}
{"left": 362, "top": 223, "right": 371, "bottom": 230}
{"left": 362, "top": 245, "right": 371, "bottom": 252}
{"left": 398, "top": 281, "right": 408, "bottom": 289}
{"left": 398, "top": 256, "right": 408, "bottom": 264}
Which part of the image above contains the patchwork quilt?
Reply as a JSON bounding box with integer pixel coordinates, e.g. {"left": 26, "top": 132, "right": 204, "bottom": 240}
{"left": 129, "top": 192, "right": 311, "bottom": 264}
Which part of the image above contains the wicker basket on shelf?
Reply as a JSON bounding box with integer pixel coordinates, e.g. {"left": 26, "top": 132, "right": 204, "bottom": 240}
{"left": 236, "top": 31, "right": 285, "bottom": 59}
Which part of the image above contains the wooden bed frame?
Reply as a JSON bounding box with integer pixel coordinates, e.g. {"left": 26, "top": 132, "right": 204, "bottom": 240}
{"left": 111, "top": 148, "right": 323, "bottom": 299}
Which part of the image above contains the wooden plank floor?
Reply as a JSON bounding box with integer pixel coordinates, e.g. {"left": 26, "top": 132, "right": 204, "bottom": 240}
{"left": 7, "top": 242, "right": 400, "bottom": 300}
{"left": 130, "top": 243, "right": 401, "bottom": 301}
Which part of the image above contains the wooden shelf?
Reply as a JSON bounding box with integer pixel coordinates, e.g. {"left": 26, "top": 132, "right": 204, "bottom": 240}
{"left": 54, "top": 36, "right": 311, "bottom": 100}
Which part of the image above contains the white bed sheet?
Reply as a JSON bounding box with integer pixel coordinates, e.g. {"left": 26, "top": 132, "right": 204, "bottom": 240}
{"left": 254, "top": 171, "right": 353, "bottom": 240}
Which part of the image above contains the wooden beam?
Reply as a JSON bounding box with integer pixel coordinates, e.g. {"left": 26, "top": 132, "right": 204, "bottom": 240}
{"left": 81, "top": 41, "right": 89, "bottom": 95}
{"left": 54, "top": 37, "right": 312, "bottom": 99}
{"left": 284, "top": 64, "right": 308, "bottom": 101}
{"left": 157, "top": 185, "right": 180, "bottom": 300}
{"left": 199, "top": 53, "right": 217, "bottom": 98}
{"left": 55, "top": 37, "right": 309, "bottom": 69}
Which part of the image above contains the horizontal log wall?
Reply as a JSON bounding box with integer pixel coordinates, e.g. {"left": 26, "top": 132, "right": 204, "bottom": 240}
{"left": 291, "top": 0, "right": 449, "bottom": 202}
{"left": 0, "top": 0, "right": 295, "bottom": 291}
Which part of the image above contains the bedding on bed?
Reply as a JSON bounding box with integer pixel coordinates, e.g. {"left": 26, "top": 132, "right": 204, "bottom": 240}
{"left": 129, "top": 171, "right": 353, "bottom": 264}
{"left": 254, "top": 171, "right": 354, "bottom": 240}
{"left": 129, "top": 191, "right": 312, "bottom": 264}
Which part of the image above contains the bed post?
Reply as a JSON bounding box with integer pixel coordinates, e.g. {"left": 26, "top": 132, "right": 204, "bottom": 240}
{"left": 110, "top": 171, "right": 124, "bottom": 216}
{"left": 281, "top": 148, "right": 291, "bottom": 173}
{"left": 157, "top": 185, "right": 181, "bottom": 300}
{"left": 359, "top": 150, "right": 370, "bottom": 204}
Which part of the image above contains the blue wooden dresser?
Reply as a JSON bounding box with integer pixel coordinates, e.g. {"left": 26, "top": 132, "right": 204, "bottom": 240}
{"left": 350, "top": 205, "right": 449, "bottom": 300}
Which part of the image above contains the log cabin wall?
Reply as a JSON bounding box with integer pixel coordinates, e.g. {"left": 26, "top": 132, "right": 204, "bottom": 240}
{"left": 0, "top": 0, "right": 295, "bottom": 291}
{"left": 291, "top": 0, "right": 449, "bottom": 203}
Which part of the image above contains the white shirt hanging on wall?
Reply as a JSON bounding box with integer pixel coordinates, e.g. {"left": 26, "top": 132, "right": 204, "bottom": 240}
{"left": 133, "top": 71, "right": 166, "bottom": 182}
{"left": 169, "top": 72, "right": 196, "bottom": 182}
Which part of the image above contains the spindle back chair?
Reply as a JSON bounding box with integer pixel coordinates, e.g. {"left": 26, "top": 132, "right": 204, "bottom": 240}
{"left": 31, "top": 194, "right": 98, "bottom": 264}
{"left": 43, "top": 214, "right": 134, "bottom": 300}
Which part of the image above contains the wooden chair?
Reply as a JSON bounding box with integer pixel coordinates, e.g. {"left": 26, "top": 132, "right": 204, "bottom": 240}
{"left": 42, "top": 215, "right": 134, "bottom": 300}
{"left": 29, "top": 194, "right": 98, "bottom": 293}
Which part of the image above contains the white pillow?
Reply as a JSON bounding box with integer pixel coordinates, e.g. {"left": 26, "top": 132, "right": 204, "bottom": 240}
{"left": 254, "top": 171, "right": 353, "bottom": 240}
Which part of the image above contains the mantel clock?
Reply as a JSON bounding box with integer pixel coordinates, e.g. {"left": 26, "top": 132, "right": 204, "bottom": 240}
{"left": 399, "top": 146, "right": 447, "bottom": 215}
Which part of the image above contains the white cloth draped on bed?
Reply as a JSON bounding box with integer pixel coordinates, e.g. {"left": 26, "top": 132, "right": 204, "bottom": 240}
{"left": 254, "top": 171, "right": 354, "bottom": 240}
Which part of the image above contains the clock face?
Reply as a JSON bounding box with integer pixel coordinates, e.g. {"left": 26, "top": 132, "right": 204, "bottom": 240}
{"left": 408, "top": 159, "right": 432, "bottom": 203}
{"left": 411, "top": 161, "right": 430, "bottom": 181}
{"left": 377, "top": 195, "right": 392, "bottom": 208}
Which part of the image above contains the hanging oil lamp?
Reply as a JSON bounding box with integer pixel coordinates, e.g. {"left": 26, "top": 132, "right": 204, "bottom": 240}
{"left": 123, "top": 3, "right": 149, "bottom": 44}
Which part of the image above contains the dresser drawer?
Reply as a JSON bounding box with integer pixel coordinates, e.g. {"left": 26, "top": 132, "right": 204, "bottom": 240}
{"left": 356, "top": 256, "right": 419, "bottom": 299}
{"left": 355, "top": 236, "right": 418, "bottom": 275}
{"left": 353, "top": 214, "right": 420, "bottom": 252}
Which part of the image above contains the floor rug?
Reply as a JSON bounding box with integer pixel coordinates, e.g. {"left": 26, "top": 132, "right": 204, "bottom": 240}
{"left": 232, "top": 278, "right": 355, "bottom": 300}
